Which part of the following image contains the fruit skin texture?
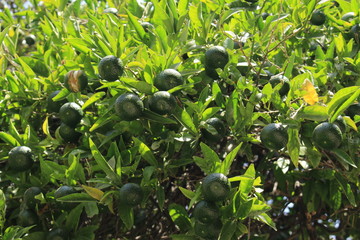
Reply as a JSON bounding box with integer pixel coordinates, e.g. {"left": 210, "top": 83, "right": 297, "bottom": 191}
{"left": 154, "top": 69, "right": 183, "bottom": 91}
{"left": 46, "top": 228, "right": 69, "bottom": 240}
{"left": 59, "top": 102, "right": 83, "bottom": 127}
{"left": 312, "top": 122, "right": 343, "bottom": 150}
{"left": 345, "top": 103, "right": 360, "bottom": 119}
{"left": 98, "top": 55, "right": 124, "bottom": 81}
{"left": 269, "top": 75, "right": 290, "bottom": 97}
{"left": 148, "top": 91, "right": 177, "bottom": 115}
{"left": 59, "top": 123, "right": 81, "bottom": 143}
{"left": 341, "top": 12, "right": 355, "bottom": 22}
{"left": 119, "top": 183, "right": 143, "bottom": 207}
{"left": 47, "top": 90, "right": 67, "bottom": 113}
{"left": 114, "top": 93, "right": 144, "bottom": 121}
{"left": 310, "top": 10, "right": 326, "bottom": 26}
{"left": 24, "top": 187, "right": 42, "bottom": 209}
{"left": 204, "top": 46, "right": 229, "bottom": 79}
{"left": 54, "top": 185, "right": 76, "bottom": 199}
{"left": 194, "top": 219, "right": 222, "bottom": 238}
{"left": 64, "top": 70, "right": 88, "bottom": 93}
{"left": 193, "top": 200, "right": 220, "bottom": 224}
{"left": 201, "top": 117, "right": 226, "bottom": 142}
{"left": 17, "top": 209, "right": 38, "bottom": 227}
{"left": 8, "top": 146, "right": 33, "bottom": 171}
{"left": 202, "top": 173, "right": 230, "bottom": 202}
{"left": 25, "top": 35, "right": 36, "bottom": 46}
{"left": 260, "top": 123, "right": 288, "bottom": 150}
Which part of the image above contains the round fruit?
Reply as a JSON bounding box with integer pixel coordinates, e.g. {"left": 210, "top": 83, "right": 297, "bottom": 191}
{"left": 345, "top": 103, "right": 360, "bottom": 119}
{"left": 261, "top": 12, "right": 270, "bottom": 20}
{"left": 269, "top": 75, "right": 290, "bottom": 96}
{"left": 25, "top": 35, "right": 36, "bottom": 46}
{"left": 64, "top": 70, "right": 88, "bottom": 93}
{"left": 17, "top": 209, "right": 38, "bottom": 227}
{"left": 260, "top": 123, "right": 288, "bottom": 150}
{"left": 119, "top": 183, "right": 143, "bottom": 207}
{"left": 201, "top": 117, "right": 226, "bottom": 142}
{"left": 148, "top": 91, "right": 177, "bottom": 115}
{"left": 202, "top": 173, "right": 230, "bottom": 202}
{"left": 24, "top": 187, "right": 42, "bottom": 209}
{"left": 193, "top": 200, "right": 220, "bottom": 224}
{"left": 310, "top": 10, "right": 326, "bottom": 26}
{"left": 194, "top": 219, "right": 222, "bottom": 239}
{"left": 54, "top": 186, "right": 76, "bottom": 199}
{"left": 153, "top": 69, "right": 183, "bottom": 91}
{"left": 46, "top": 228, "right": 69, "bottom": 240}
{"left": 312, "top": 122, "right": 343, "bottom": 150}
{"left": 204, "top": 46, "right": 229, "bottom": 79}
{"left": 114, "top": 93, "right": 144, "bottom": 121}
{"left": 341, "top": 12, "right": 355, "bottom": 22}
{"left": 59, "top": 102, "right": 83, "bottom": 127}
{"left": 8, "top": 146, "right": 33, "bottom": 171}
{"left": 59, "top": 123, "right": 81, "bottom": 143}
{"left": 47, "top": 90, "right": 67, "bottom": 113}
{"left": 333, "top": 115, "right": 347, "bottom": 134}
{"left": 98, "top": 55, "right": 124, "bottom": 81}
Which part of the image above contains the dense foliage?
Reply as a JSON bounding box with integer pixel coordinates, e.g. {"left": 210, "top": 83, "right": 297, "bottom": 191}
{"left": 0, "top": 0, "right": 359, "bottom": 239}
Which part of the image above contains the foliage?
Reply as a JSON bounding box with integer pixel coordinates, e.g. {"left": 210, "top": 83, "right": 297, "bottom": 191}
{"left": 0, "top": 0, "right": 359, "bottom": 239}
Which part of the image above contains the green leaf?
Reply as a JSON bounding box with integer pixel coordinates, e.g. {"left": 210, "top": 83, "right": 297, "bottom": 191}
{"left": 82, "top": 92, "right": 105, "bottom": 110}
{"left": 0, "top": 132, "right": 20, "bottom": 146}
{"left": 168, "top": 203, "right": 191, "bottom": 232}
{"left": 0, "top": 189, "right": 5, "bottom": 231}
{"left": 125, "top": 9, "right": 146, "bottom": 41}
{"left": 201, "top": 107, "right": 221, "bottom": 120}
{"left": 0, "top": 26, "right": 10, "bottom": 44}
{"left": 57, "top": 193, "right": 96, "bottom": 202}
{"left": 255, "top": 212, "right": 277, "bottom": 231}
{"left": 219, "top": 220, "right": 237, "bottom": 240}
{"left": 335, "top": 173, "right": 357, "bottom": 207}
{"left": 334, "top": 34, "right": 345, "bottom": 55}
{"left": 89, "top": 138, "right": 121, "bottom": 184}
{"left": 200, "top": 142, "right": 220, "bottom": 166}
{"left": 327, "top": 86, "right": 359, "bottom": 116}
{"left": 287, "top": 128, "right": 300, "bottom": 167}
{"left": 330, "top": 87, "right": 360, "bottom": 123}
{"left": 118, "top": 202, "right": 134, "bottom": 230}
{"left": 173, "top": 105, "right": 198, "bottom": 135}
{"left": 220, "top": 143, "right": 242, "bottom": 175}
{"left": 17, "top": 56, "right": 36, "bottom": 78}
{"left": 239, "top": 164, "right": 255, "bottom": 195}
{"left": 297, "top": 105, "right": 328, "bottom": 121}
{"left": 133, "top": 137, "right": 159, "bottom": 167}
{"left": 121, "top": 77, "right": 154, "bottom": 94}
{"left": 178, "top": 187, "right": 195, "bottom": 199}
{"left": 332, "top": 148, "right": 357, "bottom": 168}
{"left": 156, "top": 186, "right": 165, "bottom": 210}
{"left": 142, "top": 110, "right": 177, "bottom": 124}
{"left": 66, "top": 203, "right": 84, "bottom": 231}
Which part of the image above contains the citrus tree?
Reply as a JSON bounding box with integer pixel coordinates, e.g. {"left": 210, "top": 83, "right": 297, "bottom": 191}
{"left": 0, "top": 0, "right": 359, "bottom": 239}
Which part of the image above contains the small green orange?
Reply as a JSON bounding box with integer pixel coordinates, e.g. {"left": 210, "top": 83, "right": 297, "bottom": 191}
{"left": 153, "top": 69, "right": 184, "bottom": 91}
{"left": 202, "top": 173, "right": 230, "bottom": 202}
{"left": 59, "top": 102, "right": 83, "bottom": 127}
{"left": 193, "top": 200, "right": 220, "bottom": 224}
{"left": 148, "top": 91, "right": 177, "bottom": 115}
{"left": 119, "top": 183, "right": 143, "bottom": 207}
{"left": 312, "top": 122, "right": 342, "bottom": 150}
{"left": 8, "top": 146, "right": 33, "bottom": 171}
{"left": 64, "top": 70, "right": 88, "bottom": 93}
{"left": 114, "top": 93, "right": 144, "bottom": 121}
{"left": 260, "top": 123, "right": 288, "bottom": 150}
{"left": 310, "top": 10, "right": 326, "bottom": 26}
{"left": 98, "top": 55, "right": 124, "bottom": 81}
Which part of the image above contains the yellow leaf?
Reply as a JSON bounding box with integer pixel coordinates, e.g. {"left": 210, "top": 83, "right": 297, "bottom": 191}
{"left": 8, "top": 28, "right": 15, "bottom": 37}
{"left": 301, "top": 79, "right": 318, "bottom": 105}
{"left": 82, "top": 185, "right": 104, "bottom": 201}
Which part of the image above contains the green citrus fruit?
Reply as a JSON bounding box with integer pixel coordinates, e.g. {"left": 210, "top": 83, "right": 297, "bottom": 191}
{"left": 201, "top": 117, "right": 226, "bottom": 142}
{"left": 154, "top": 69, "right": 184, "bottom": 91}
{"left": 204, "top": 46, "right": 229, "bottom": 79}
{"left": 47, "top": 90, "right": 67, "bottom": 113}
{"left": 269, "top": 75, "right": 290, "bottom": 96}
{"left": 260, "top": 123, "right": 288, "bottom": 150}
{"left": 25, "top": 35, "right": 36, "bottom": 46}
{"left": 59, "top": 102, "right": 83, "bottom": 127}
{"left": 193, "top": 200, "right": 220, "bottom": 224}
{"left": 194, "top": 219, "right": 222, "bottom": 239}
{"left": 54, "top": 186, "right": 76, "bottom": 199}
{"left": 114, "top": 93, "right": 144, "bottom": 121}
{"left": 333, "top": 115, "right": 347, "bottom": 134}
{"left": 59, "top": 123, "right": 81, "bottom": 143}
{"left": 98, "top": 55, "right": 124, "bottom": 81}
{"left": 312, "top": 122, "right": 343, "bottom": 150}
{"left": 202, "top": 173, "right": 230, "bottom": 202}
{"left": 64, "top": 70, "right": 88, "bottom": 93}
{"left": 341, "top": 12, "right": 355, "bottom": 22}
{"left": 8, "top": 146, "right": 33, "bottom": 171}
{"left": 345, "top": 103, "right": 360, "bottom": 119}
{"left": 46, "top": 228, "right": 69, "bottom": 240}
{"left": 119, "top": 183, "right": 143, "bottom": 207}
{"left": 310, "top": 10, "right": 326, "bottom": 26}
{"left": 24, "top": 187, "right": 42, "bottom": 209}
{"left": 148, "top": 91, "right": 177, "bottom": 115}
{"left": 17, "top": 209, "right": 38, "bottom": 227}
